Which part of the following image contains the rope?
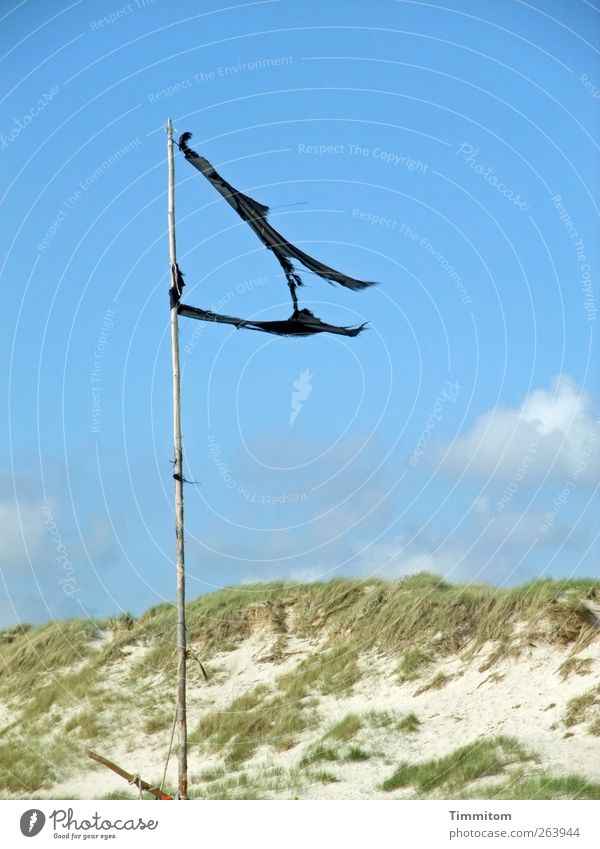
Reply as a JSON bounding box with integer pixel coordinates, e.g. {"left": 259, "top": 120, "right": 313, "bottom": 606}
{"left": 128, "top": 773, "right": 143, "bottom": 799}
{"left": 161, "top": 704, "right": 178, "bottom": 794}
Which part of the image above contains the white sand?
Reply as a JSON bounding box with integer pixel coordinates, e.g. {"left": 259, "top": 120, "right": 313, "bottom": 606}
{"left": 10, "top": 617, "right": 600, "bottom": 800}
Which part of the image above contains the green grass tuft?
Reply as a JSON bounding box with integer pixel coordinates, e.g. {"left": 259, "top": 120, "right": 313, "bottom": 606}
{"left": 558, "top": 656, "right": 594, "bottom": 681}
{"left": 398, "top": 648, "right": 432, "bottom": 681}
{"left": 382, "top": 736, "right": 533, "bottom": 795}
{"left": 63, "top": 709, "right": 102, "bottom": 739}
{"left": 143, "top": 711, "right": 173, "bottom": 736}
{"left": 101, "top": 789, "right": 137, "bottom": 800}
{"left": 311, "top": 770, "right": 338, "bottom": 784}
{"left": 324, "top": 714, "right": 362, "bottom": 742}
{"left": 563, "top": 685, "right": 600, "bottom": 728}
{"left": 0, "top": 737, "right": 79, "bottom": 794}
{"left": 415, "top": 671, "right": 452, "bottom": 695}
{"left": 190, "top": 684, "right": 314, "bottom": 765}
{"left": 345, "top": 746, "right": 370, "bottom": 762}
{"left": 396, "top": 713, "right": 421, "bottom": 733}
{"left": 456, "top": 774, "right": 600, "bottom": 800}
{"left": 299, "top": 745, "right": 339, "bottom": 768}
{"left": 366, "top": 710, "right": 394, "bottom": 728}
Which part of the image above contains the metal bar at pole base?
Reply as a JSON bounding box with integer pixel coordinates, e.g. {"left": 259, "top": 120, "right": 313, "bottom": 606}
{"left": 167, "top": 117, "right": 188, "bottom": 800}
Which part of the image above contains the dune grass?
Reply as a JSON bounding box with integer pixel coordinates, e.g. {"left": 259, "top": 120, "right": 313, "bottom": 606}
{"left": 311, "top": 769, "right": 338, "bottom": 784}
{"left": 277, "top": 644, "right": 361, "bottom": 700}
{"left": 397, "top": 712, "right": 421, "bottom": 733}
{"left": 143, "top": 711, "right": 174, "bottom": 736}
{"left": 299, "top": 744, "right": 339, "bottom": 767}
{"left": 345, "top": 746, "right": 370, "bottom": 762}
{"left": 190, "top": 683, "right": 315, "bottom": 766}
{"left": 300, "top": 715, "right": 365, "bottom": 768}
{"left": 398, "top": 648, "right": 432, "bottom": 681}
{"left": 3, "top": 574, "right": 598, "bottom": 702}
{"left": 557, "top": 656, "right": 594, "bottom": 681}
{"left": 382, "top": 736, "right": 534, "bottom": 795}
{"left": 40, "top": 573, "right": 595, "bottom": 684}
{"left": 563, "top": 685, "right": 600, "bottom": 730}
{"left": 415, "top": 671, "right": 453, "bottom": 695}
{"left": 0, "top": 736, "right": 80, "bottom": 794}
{"left": 190, "top": 766, "right": 297, "bottom": 800}
{"left": 456, "top": 774, "right": 600, "bottom": 800}
{"left": 366, "top": 710, "right": 395, "bottom": 728}
{"left": 63, "top": 708, "right": 103, "bottom": 739}
{"left": 324, "top": 714, "right": 362, "bottom": 742}
{"left": 190, "top": 642, "right": 364, "bottom": 765}
{"left": 101, "top": 788, "right": 137, "bottom": 800}
{"left": 1, "top": 573, "right": 599, "bottom": 798}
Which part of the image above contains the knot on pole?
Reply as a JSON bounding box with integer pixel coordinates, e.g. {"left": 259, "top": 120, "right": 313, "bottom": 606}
{"left": 169, "top": 262, "right": 185, "bottom": 308}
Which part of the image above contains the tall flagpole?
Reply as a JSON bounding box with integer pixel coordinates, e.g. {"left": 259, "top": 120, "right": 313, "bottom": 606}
{"left": 167, "top": 117, "right": 188, "bottom": 800}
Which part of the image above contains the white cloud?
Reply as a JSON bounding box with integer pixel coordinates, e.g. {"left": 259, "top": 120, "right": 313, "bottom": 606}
{"left": 439, "top": 376, "right": 600, "bottom": 482}
{"left": 352, "top": 535, "right": 459, "bottom": 580}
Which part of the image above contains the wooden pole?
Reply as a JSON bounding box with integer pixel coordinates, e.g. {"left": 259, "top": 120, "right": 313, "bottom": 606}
{"left": 167, "top": 117, "right": 188, "bottom": 800}
{"left": 87, "top": 750, "right": 173, "bottom": 800}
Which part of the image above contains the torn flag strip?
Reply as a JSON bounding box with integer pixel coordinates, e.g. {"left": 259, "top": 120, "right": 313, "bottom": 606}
{"left": 178, "top": 304, "right": 366, "bottom": 337}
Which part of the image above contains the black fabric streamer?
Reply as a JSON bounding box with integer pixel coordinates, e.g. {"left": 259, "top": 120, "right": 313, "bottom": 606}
{"left": 178, "top": 132, "right": 375, "bottom": 311}
{"left": 178, "top": 304, "right": 366, "bottom": 337}
{"left": 169, "top": 261, "right": 185, "bottom": 307}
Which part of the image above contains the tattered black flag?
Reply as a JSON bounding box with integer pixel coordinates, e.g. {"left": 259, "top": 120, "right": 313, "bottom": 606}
{"left": 175, "top": 132, "right": 373, "bottom": 337}
{"left": 178, "top": 304, "right": 366, "bottom": 337}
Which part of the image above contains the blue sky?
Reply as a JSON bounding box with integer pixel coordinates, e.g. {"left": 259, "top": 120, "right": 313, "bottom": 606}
{"left": 1, "top": 0, "right": 599, "bottom": 627}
